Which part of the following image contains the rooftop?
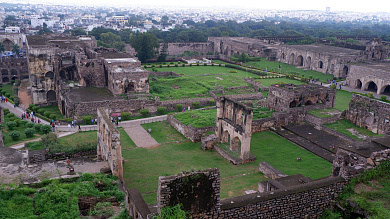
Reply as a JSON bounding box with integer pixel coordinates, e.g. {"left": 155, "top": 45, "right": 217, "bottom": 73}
{"left": 66, "top": 87, "right": 121, "bottom": 103}
{"left": 284, "top": 44, "right": 362, "bottom": 57}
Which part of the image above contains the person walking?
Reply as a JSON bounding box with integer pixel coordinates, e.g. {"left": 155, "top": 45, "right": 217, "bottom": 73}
{"left": 68, "top": 123, "right": 71, "bottom": 131}
{"left": 51, "top": 123, "right": 55, "bottom": 132}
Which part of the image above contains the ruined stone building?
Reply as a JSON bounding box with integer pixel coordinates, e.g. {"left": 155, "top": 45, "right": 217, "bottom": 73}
{"left": 266, "top": 84, "right": 337, "bottom": 112}
{"left": 0, "top": 33, "right": 28, "bottom": 83}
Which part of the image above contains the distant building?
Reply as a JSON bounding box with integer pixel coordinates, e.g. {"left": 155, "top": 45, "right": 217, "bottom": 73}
{"left": 5, "top": 27, "right": 20, "bottom": 33}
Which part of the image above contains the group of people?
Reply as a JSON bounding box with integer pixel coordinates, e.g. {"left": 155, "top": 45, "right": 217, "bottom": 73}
{"left": 67, "top": 120, "right": 81, "bottom": 131}
{"left": 21, "top": 111, "right": 41, "bottom": 124}
{"left": 0, "top": 96, "right": 7, "bottom": 103}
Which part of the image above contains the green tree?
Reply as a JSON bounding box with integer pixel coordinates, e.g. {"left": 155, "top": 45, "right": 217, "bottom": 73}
{"left": 0, "top": 42, "right": 5, "bottom": 54}
{"left": 130, "top": 33, "right": 160, "bottom": 63}
{"left": 157, "top": 41, "right": 168, "bottom": 62}
{"left": 72, "top": 28, "right": 87, "bottom": 36}
{"left": 12, "top": 44, "right": 20, "bottom": 55}
{"left": 100, "top": 32, "right": 121, "bottom": 45}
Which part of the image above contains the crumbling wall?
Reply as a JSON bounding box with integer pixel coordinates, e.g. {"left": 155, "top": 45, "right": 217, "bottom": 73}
{"left": 124, "top": 187, "right": 151, "bottom": 219}
{"left": 162, "top": 42, "right": 213, "bottom": 56}
{"left": 97, "top": 107, "right": 123, "bottom": 181}
{"left": 344, "top": 94, "right": 390, "bottom": 134}
{"left": 166, "top": 114, "right": 215, "bottom": 142}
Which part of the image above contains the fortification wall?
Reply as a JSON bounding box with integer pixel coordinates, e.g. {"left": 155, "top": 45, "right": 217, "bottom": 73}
{"left": 161, "top": 42, "right": 213, "bottom": 56}
{"left": 166, "top": 114, "right": 215, "bottom": 142}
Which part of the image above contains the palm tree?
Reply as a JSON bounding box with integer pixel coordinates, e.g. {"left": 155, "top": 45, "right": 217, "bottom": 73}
{"left": 12, "top": 44, "right": 19, "bottom": 57}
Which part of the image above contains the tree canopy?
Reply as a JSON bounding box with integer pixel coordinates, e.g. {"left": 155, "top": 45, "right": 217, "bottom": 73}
{"left": 130, "top": 32, "right": 159, "bottom": 63}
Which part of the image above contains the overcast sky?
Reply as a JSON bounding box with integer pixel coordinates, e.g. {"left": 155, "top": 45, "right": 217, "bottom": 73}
{"left": 16, "top": 0, "right": 390, "bottom": 13}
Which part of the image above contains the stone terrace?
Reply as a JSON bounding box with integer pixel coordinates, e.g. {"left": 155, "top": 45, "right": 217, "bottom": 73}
{"left": 285, "top": 44, "right": 363, "bottom": 57}
{"left": 65, "top": 87, "right": 121, "bottom": 102}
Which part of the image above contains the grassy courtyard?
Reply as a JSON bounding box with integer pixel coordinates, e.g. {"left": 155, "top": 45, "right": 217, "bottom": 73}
{"left": 154, "top": 65, "right": 260, "bottom": 78}
{"left": 246, "top": 58, "right": 334, "bottom": 82}
{"left": 307, "top": 108, "right": 342, "bottom": 118}
{"left": 255, "top": 77, "right": 304, "bottom": 87}
{"left": 40, "top": 105, "right": 65, "bottom": 120}
{"left": 141, "top": 121, "right": 187, "bottom": 144}
{"left": 323, "top": 119, "right": 384, "bottom": 140}
{"left": 174, "top": 109, "right": 217, "bottom": 128}
{"left": 117, "top": 127, "right": 137, "bottom": 149}
{"left": 122, "top": 126, "right": 332, "bottom": 204}
{"left": 335, "top": 90, "right": 353, "bottom": 111}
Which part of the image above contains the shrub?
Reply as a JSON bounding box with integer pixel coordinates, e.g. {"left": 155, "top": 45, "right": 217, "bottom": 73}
{"left": 13, "top": 118, "right": 20, "bottom": 127}
{"left": 211, "top": 63, "right": 214, "bottom": 66}
{"left": 21, "top": 120, "right": 28, "bottom": 127}
{"left": 189, "top": 63, "right": 192, "bottom": 67}
{"left": 175, "top": 64, "right": 178, "bottom": 67}
{"left": 25, "top": 141, "right": 43, "bottom": 151}
{"left": 176, "top": 104, "right": 183, "bottom": 112}
{"left": 34, "top": 123, "right": 43, "bottom": 132}
{"left": 380, "top": 95, "right": 387, "bottom": 101}
{"left": 31, "top": 105, "right": 39, "bottom": 112}
{"left": 197, "top": 63, "right": 199, "bottom": 66}
{"left": 228, "top": 70, "right": 237, "bottom": 73}
{"left": 159, "top": 65, "right": 162, "bottom": 68}
{"left": 7, "top": 113, "right": 15, "bottom": 118}
{"left": 219, "top": 63, "right": 222, "bottom": 66}
{"left": 204, "top": 63, "right": 207, "bottom": 66}
{"left": 157, "top": 107, "right": 166, "bottom": 114}
{"left": 5, "top": 93, "right": 10, "bottom": 98}
{"left": 41, "top": 125, "right": 52, "bottom": 134}
{"left": 3, "top": 108, "right": 9, "bottom": 115}
{"left": 26, "top": 123, "right": 35, "bottom": 128}
{"left": 25, "top": 128, "right": 35, "bottom": 138}
{"left": 6, "top": 121, "right": 17, "bottom": 130}
{"left": 209, "top": 99, "right": 215, "bottom": 105}
{"left": 182, "top": 64, "right": 185, "bottom": 67}
{"left": 13, "top": 97, "right": 20, "bottom": 106}
{"left": 9, "top": 130, "right": 20, "bottom": 141}
{"left": 121, "top": 112, "right": 131, "bottom": 120}
{"left": 15, "top": 79, "right": 21, "bottom": 86}
{"left": 49, "top": 114, "right": 57, "bottom": 121}
{"left": 83, "top": 115, "right": 92, "bottom": 125}
{"left": 152, "top": 65, "right": 155, "bottom": 68}
{"left": 193, "top": 101, "right": 200, "bottom": 109}
{"left": 41, "top": 133, "right": 58, "bottom": 147}
{"left": 38, "top": 109, "right": 45, "bottom": 114}
{"left": 140, "top": 109, "right": 149, "bottom": 116}
{"left": 367, "top": 92, "right": 374, "bottom": 98}
{"left": 44, "top": 111, "right": 51, "bottom": 118}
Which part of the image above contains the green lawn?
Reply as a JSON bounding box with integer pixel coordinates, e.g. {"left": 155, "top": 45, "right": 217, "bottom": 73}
{"left": 255, "top": 77, "right": 304, "bottom": 87}
{"left": 122, "top": 129, "right": 332, "bottom": 204}
{"left": 155, "top": 65, "right": 259, "bottom": 78}
{"left": 323, "top": 119, "right": 384, "bottom": 141}
{"left": 335, "top": 90, "right": 353, "bottom": 111}
{"left": 307, "top": 108, "right": 341, "bottom": 118}
{"left": 246, "top": 58, "right": 334, "bottom": 82}
{"left": 59, "top": 130, "right": 97, "bottom": 145}
{"left": 3, "top": 117, "right": 43, "bottom": 147}
{"left": 253, "top": 107, "right": 274, "bottom": 120}
{"left": 1, "top": 84, "right": 14, "bottom": 96}
{"left": 117, "top": 127, "right": 137, "bottom": 149}
{"left": 40, "top": 105, "right": 65, "bottom": 120}
{"left": 174, "top": 109, "right": 217, "bottom": 128}
{"left": 141, "top": 121, "right": 187, "bottom": 144}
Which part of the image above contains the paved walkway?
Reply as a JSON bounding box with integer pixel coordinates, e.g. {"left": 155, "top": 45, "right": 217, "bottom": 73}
{"left": 123, "top": 125, "right": 159, "bottom": 148}
{"left": 9, "top": 132, "right": 76, "bottom": 150}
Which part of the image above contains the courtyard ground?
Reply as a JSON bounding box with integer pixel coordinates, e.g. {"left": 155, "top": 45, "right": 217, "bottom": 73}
{"left": 155, "top": 65, "right": 261, "bottom": 78}
{"left": 122, "top": 122, "right": 332, "bottom": 205}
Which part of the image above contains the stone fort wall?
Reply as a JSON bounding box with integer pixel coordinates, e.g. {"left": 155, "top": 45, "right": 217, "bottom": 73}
{"left": 161, "top": 42, "right": 214, "bottom": 56}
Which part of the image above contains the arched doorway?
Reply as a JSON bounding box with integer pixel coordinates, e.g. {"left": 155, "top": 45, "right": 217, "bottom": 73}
{"left": 46, "top": 90, "right": 56, "bottom": 102}
{"left": 297, "top": 55, "right": 303, "bottom": 66}
{"left": 382, "top": 85, "right": 390, "bottom": 95}
{"left": 60, "top": 70, "right": 66, "bottom": 79}
{"left": 125, "top": 81, "right": 135, "bottom": 93}
{"left": 1, "top": 69, "right": 8, "bottom": 76}
{"left": 306, "top": 56, "right": 311, "bottom": 68}
{"left": 305, "top": 100, "right": 313, "bottom": 106}
{"left": 45, "top": 71, "right": 54, "bottom": 79}
{"left": 342, "top": 66, "right": 349, "bottom": 77}
{"left": 330, "top": 64, "right": 335, "bottom": 73}
{"left": 289, "top": 53, "right": 295, "bottom": 65}
{"left": 11, "top": 76, "right": 18, "bottom": 81}
{"left": 366, "top": 81, "right": 378, "bottom": 93}
{"left": 281, "top": 53, "right": 285, "bottom": 59}
{"left": 231, "top": 136, "right": 241, "bottom": 152}
{"left": 318, "top": 61, "right": 323, "bottom": 69}
{"left": 2, "top": 77, "right": 9, "bottom": 83}
{"left": 356, "top": 79, "right": 362, "bottom": 89}
{"left": 10, "top": 69, "right": 17, "bottom": 75}
{"left": 290, "top": 100, "right": 297, "bottom": 108}
{"left": 222, "top": 130, "right": 229, "bottom": 144}
{"left": 2, "top": 39, "right": 13, "bottom": 51}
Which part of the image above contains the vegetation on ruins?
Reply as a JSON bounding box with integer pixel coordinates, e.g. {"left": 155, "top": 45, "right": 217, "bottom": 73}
{"left": 307, "top": 108, "right": 341, "bottom": 118}
{"left": 0, "top": 173, "right": 124, "bottom": 218}
{"left": 153, "top": 204, "right": 187, "bottom": 219}
{"left": 174, "top": 109, "right": 217, "bottom": 128}
{"left": 323, "top": 119, "right": 384, "bottom": 140}
{"left": 2, "top": 115, "right": 43, "bottom": 147}
{"left": 141, "top": 121, "right": 187, "bottom": 144}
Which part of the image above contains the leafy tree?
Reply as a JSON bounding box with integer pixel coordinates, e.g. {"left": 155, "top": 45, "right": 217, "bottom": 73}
{"left": 157, "top": 107, "right": 166, "bottom": 114}
{"left": 25, "top": 128, "right": 35, "bottom": 138}
{"left": 72, "top": 28, "right": 87, "bottom": 36}
{"left": 112, "top": 41, "right": 126, "bottom": 52}
{"left": 130, "top": 33, "right": 160, "bottom": 63}
{"left": 12, "top": 44, "right": 20, "bottom": 55}
{"left": 40, "top": 125, "right": 52, "bottom": 134}
{"left": 238, "top": 52, "right": 250, "bottom": 62}
{"left": 6, "top": 121, "right": 17, "bottom": 130}
{"left": 157, "top": 42, "right": 168, "bottom": 62}
{"left": 0, "top": 42, "right": 5, "bottom": 54}
{"left": 9, "top": 130, "right": 20, "bottom": 141}
{"left": 100, "top": 32, "right": 121, "bottom": 45}
{"left": 82, "top": 115, "right": 92, "bottom": 124}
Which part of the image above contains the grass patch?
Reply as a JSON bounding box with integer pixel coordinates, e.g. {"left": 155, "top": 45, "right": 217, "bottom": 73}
{"left": 3, "top": 118, "right": 43, "bottom": 147}
{"left": 246, "top": 58, "right": 334, "bottom": 82}
{"left": 1, "top": 84, "right": 14, "bottom": 96}
{"left": 252, "top": 107, "right": 274, "bottom": 120}
{"left": 40, "top": 105, "right": 65, "bottom": 120}
{"left": 255, "top": 77, "right": 303, "bottom": 87}
{"left": 117, "top": 127, "right": 137, "bottom": 149}
{"left": 335, "top": 90, "right": 352, "bottom": 111}
{"left": 174, "top": 109, "right": 217, "bottom": 128}
{"left": 155, "top": 66, "right": 259, "bottom": 78}
{"left": 307, "top": 108, "right": 341, "bottom": 118}
{"left": 141, "top": 121, "right": 186, "bottom": 144}
{"left": 58, "top": 130, "right": 97, "bottom": 145}
{"left": 122, "top": 130, "right": 331, "bottom": 204}
{"left": 323, "top": 119, "right": 383, "bottom": 140}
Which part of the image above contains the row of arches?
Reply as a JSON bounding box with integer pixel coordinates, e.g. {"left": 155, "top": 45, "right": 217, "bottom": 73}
{"left": 355, "top": 80, "right": 390, "bottom": 95}
{"left": 1, "top": 76, "right": 18, "bottom": 83}
{"left": 1, "top": 69, "right": 19, "bottom": 75}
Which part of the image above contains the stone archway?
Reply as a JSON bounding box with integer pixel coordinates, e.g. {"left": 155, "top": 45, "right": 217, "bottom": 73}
{"left": 11, "top": 76, "right": 18, "bottom": 81}
{"left": 306, "top": 56, "right": 311, "bottom": 68}
{"left": 342, "top": 66, "right": 349, "bottom": 77}
{"left": 365, "top": 81, "right": 378, "bottom": 93}
{"left": 290, "top": 100, "right": 297, "bottom": 108}
{"left": 289, "top": 53, "right": 295, "bottom": 65}
{"left": 10, "top": 69, "right": 17, "bottom": 75}
{"left": 2, "top": 77, "right": 9, "bottom": 83}
{"left": 60, "top": 70, "right": 66, "bottom": 79}
{"left": 2, "top": 39, "right": 13, "bottom": 51}
{"left": 1, "top": 69, "right": 8, "bottom": 76}
{"left": 356, "top": 79, "right": 362, "bottom": 89}
{"left": 231, "top": 136, "right": 241, "bottom": 152}
{"left": 45, "top": 71, "right": 54, "bottom": 79}
{"left": 46, "top": 90, "right": 56, "bottom": 102}
{"left": 281, "top": 53, "right": 285, "bottom": 59}
{"left": 297, "top": 55, "right": 303, "bottom": 66}
{"left": 382, "top": 85, "right": 390, "bottom": 95}
{"left": 318, "top": 61, "right": 323, "bottom": 69}
{"left": 305, "top": 100, "right": 313, "bottom": 106}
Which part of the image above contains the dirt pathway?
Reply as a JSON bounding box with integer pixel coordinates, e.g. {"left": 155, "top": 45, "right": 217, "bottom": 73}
{"left": 18, "top": 79, "right": 32, "bottom": 110}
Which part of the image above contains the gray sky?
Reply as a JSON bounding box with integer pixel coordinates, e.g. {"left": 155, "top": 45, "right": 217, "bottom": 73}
{"left": 16, "top": 0, "right": 390, "bottom": 13}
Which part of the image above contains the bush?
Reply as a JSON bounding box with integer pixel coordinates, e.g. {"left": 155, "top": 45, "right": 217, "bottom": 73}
{"left": 181, "top": 64, "right": 185, "bottom": 67}
{"left": 159, "top": 65, "right": 162, "bottom": 68}
{"left": 140, "top": 109, "right": 149, "bottom": 116}
{"left": 9, "top": 130, "right": 20, "bottom": 141}
{"left": 31, "top": 105, "right": 39, "bottom": 112}
{"left": 13, "top": 118, "right": 20, "bottom": 127}
{"left": 189, "top": 63, "right": 192, "bottom": 67}
{"left": 38, "top": 109, "right": 45, "bottom": 115}
{"left": 367, "top": 92, "right": 374, "bottom": 98}
{"left": 41, "top": 133, "right": 58, "bottom": 148}
{"left": 5, "top": 93, "right": 10, "bottom": 98}
{"left": 121, "top": 112, "right": 131, "bottom": 120}
{"left": 25, "top": 128, "right": 35, "bottom": 138}
{"left": 3, "top": 108, "right": 9, "bottom": 115}
{"left": 6, "top": 121, "right": 17, "bottom": 130}
{"left": 34, "top": 123, "right": 43, "bottom": 132}
{"left": 380, "top": 95, "right": 387, "bottom": 101}
{"left": 209, "top": 99, "right": 215, "bottom": 105}
{"left": 228, "top": 70, "right": 237, "bottom": 73}
{"left": 41, "top": 125, "right": 52, "bottom": 134}
{"left": 49, "top": 114, "right": 57, "bottom": 121}
{"left": 44, "top": 111, "right": 51, "bottom": 118}
{"left": 330, "top": 84, "right": 336, "bottom": 89}
{"left": 7, "top": 113, "right": 15, "bottom": 118}
{"left": 193, "top": 101, "right": 200, "bottom": 109}
{"left": 15, "top": 79, "right": 21, "bottom": 86}
{"left": 174, "top": 64, "right": 178, "bottom": 67}
{"left": 176, "top": 104, "right": 183, "bottom": 112}
{"left": 26, "top": 123, "right": 35, "bottom": 128}
{"left": 157, "top": 107, "right": 166, "bottom": 114}
{"left": 83, "top": 115, "right": 92, "bottom": 125}
{"left": 204, "top": 63, "right": 207, "bottom": 66}
{"left": 13, "top": 96, "right": 20, "bottom": 106}
{"left": 21, "top": 120, "right": 28, "bottom": 127}
{"left": 197, "top": 63, "right": 199, "bottom": 66}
